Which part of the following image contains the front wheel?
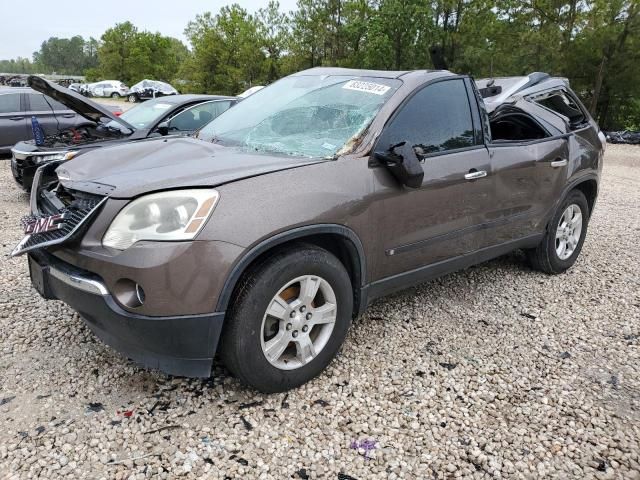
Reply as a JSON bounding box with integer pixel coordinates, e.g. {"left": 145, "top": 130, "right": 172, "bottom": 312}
{"left": 220, "top": 245, "right": 353, "bottom": 392}
{"left": 111, "top": 92, "right": 120, "bottom": 98}
{"left": 127, "top": 94, "right": 137, "bottom": 103}
{"left": 527, "top": 189, "right": 590, "bottom": 274}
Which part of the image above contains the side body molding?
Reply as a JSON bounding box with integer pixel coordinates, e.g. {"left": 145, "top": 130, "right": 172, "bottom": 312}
{"left": 215, "top": 224, "right": 367, "bottom": 313}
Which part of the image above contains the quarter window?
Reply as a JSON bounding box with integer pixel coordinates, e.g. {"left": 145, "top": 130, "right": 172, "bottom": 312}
{"left": 534, "top": 90, "right": 587, "bottom": 129}
{"left": 0, "top": 93, "right": 20, "bottom": 113}
{"left": 378, "top": 79, "right": 477, "bottom": 157}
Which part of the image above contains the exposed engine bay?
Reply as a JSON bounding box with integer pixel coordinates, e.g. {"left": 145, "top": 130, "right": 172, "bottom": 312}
{"left": 38, "top": 123, "right": 129, "bottom": 149}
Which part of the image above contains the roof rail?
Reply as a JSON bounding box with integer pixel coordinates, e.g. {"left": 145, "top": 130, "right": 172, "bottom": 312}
{"left": 513, "top": 72, "right": 550, "bottom": 95}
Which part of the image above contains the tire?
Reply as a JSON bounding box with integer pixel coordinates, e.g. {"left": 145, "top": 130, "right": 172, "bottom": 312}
{"left": 111, "top": 92, "right": 120, "bottom": 98}
{"left": 527, "top": 189, "right": 590, "bottom": 274}
{"left": 127, "top": 94, "right": 137, "bottom": 103}
{"left": 220, "top": 245, "right": 353, "bottom": 392}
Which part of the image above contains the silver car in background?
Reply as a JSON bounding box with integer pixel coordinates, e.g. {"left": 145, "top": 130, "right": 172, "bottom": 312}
{"left": 88, "top": 80, "right": 129, "bottom": 98}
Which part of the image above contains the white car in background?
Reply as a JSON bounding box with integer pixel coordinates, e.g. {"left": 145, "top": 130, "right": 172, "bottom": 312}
{"left": 127, "top": 80, "right": 178, "bottom": 102}
{"left": 89, "top": 80, "right": 129, "bottom": 98}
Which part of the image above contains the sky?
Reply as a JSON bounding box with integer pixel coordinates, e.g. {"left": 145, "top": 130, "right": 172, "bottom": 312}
{"left": 0, "top": 0, "right": 298, "bottom": 59}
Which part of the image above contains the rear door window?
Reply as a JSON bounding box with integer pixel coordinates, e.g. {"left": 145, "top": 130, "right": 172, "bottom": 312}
{"left": 533, "top": 90, "right": 587, "bottom": 130}
{"left": 28, "top": 93, "right": 68, "bottom": 112}
{"left": 377, "top": 78, "right": 478, "bottom": 157}
{"left": 0, "top": 93, "right": 21, "bottom": 113}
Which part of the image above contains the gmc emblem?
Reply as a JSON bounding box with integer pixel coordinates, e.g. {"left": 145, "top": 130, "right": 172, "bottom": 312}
{"left": 24, "top": 213, "right": 67, "bottom": 235}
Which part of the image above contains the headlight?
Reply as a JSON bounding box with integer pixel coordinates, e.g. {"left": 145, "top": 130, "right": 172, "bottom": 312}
{"left": 102, "top": 189, "right": 220, "bottom": 250}
{"left": 33, "top": 151, "right": 77, "bottom": 165}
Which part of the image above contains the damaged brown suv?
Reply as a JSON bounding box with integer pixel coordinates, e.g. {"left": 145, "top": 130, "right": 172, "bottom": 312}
{"left": 12, "top": 68, "right": 604, "bottom": 392}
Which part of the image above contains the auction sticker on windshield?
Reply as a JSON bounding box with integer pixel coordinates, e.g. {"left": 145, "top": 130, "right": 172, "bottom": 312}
{"left": 342, "top": 80, "right": 390, "bottom": 95}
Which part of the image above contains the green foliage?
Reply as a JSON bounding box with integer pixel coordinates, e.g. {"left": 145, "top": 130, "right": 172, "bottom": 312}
{"left": 0, "top": 57, "right": 38, "bottom": 74}
{"left": 1, "top": 0, "right": 638, "bottom": 128}
{"left": 95, "top": 22, "right": 188, "bottom": 85}
{"left": 32, "top": 36, "right": 98, "bottom": 75}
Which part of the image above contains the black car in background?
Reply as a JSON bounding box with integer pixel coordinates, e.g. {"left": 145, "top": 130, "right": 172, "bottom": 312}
{"left": 0, "top": 87, "right": 89, "bottom": 156}
{"left": 11, "top": 76, "right": 236, "bottom": 190}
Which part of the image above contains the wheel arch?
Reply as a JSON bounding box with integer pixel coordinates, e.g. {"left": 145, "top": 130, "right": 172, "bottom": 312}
{"left": 572, "top": 178, "right": 598, "bottom": 216}
{"left": 215, "top": 225, "right": 367, "bottom": 317}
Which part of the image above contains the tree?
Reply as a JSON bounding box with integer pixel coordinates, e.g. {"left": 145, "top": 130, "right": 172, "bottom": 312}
{"left": 96, "top": 22, "right": 188, "bottom": 85}
{"left": 29, "top": 36, "right": 98, "bottom": 74}
{"left": 182, "top": 5, "right": 267, "bottom": 94}
{"left": 1, "top": 0, "right": 639, "bottom": 128}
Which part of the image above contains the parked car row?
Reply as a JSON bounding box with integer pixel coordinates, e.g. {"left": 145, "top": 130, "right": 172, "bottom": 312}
{"left": 67, "top": 79, "right": 180, "bottom": 101}
{"left": 6, "top": 69, "right": 604, "bottom": 393}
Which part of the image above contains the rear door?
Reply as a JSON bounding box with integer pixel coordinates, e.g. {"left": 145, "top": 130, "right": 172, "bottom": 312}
{"left": 484, "top": 100, "right": 569, "bottom": 245}
{"left": 0, "top": 91, "right": 28, "bottom": 151}
{"left": 372, "top": 77, "right": 492, "bottom": 279}
{"left": 26, "top": 93, "right": 79, "bottom": 136}
{"left": 529, "top": 87, "right": 602, "bottom": 171}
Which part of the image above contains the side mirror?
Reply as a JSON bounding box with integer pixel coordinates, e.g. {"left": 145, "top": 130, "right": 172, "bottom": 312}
{"left": 157, "top": 121, "right": 170, "bottom": 136}
{"left": 374, "top": 141, "right": 424, "bottom": 188}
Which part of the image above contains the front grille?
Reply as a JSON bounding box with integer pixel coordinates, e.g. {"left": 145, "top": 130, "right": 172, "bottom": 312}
{"left": 16, "top": 197, "right": 103, "bottom": 254}
{"left": 11, "top": 154, "right": 24, "bottom": 184}
{"left": 10, "top": 165, "right": 107, "bottom": 257}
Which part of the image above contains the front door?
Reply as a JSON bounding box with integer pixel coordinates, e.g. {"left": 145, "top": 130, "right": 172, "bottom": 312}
{"left": 371, "top": 78, "right": 492, "bottom": 280}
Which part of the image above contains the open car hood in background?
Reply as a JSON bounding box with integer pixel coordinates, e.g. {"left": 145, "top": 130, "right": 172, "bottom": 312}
{"left": 28, "top": 76, "right": 136, "bottom": 131}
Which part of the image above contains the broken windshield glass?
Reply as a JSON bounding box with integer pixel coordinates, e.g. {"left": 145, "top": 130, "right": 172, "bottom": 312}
{"left": 198, "top": 75, "right": 401, "bottom": 158}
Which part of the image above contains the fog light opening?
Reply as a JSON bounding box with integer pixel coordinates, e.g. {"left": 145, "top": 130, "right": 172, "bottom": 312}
{"left": 135, "top": 284, "right": 146, "bottom": 305}
{"left": 113, "top": 278, "right": 145, "bottom": 308}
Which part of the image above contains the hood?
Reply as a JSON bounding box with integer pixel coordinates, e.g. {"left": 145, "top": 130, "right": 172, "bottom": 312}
{"left": 28, "top": 76, "right": 135, "bottom": 131}
{"left": 56, "top": 136, "right": 326, "bottom": 198}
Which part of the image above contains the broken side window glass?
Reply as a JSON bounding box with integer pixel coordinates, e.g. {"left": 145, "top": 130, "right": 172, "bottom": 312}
{"left": 533, "top": 90, "right": 587, "bottom": 130}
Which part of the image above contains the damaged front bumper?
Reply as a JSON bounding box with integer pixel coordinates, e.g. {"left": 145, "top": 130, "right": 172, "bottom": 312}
{"left": 28, "top": 249, "right": 225, "bottom": 377}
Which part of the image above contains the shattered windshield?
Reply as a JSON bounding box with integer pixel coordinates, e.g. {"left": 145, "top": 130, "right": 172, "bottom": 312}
{"left": 198, "top": 75, "right": 401, "bottom": 158}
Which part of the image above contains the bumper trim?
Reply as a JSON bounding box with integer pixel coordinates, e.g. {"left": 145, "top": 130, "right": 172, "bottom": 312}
{"left": 49, "top": 267, "right": 109, "bottom": 295}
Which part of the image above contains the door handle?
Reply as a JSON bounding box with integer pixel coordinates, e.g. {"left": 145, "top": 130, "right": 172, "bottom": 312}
{"left": 61, "top": 113, "right": 75, "bottom": 118}
{"left": 9, "top": 116, "right": 23, "bottom": 121}
{"left": 464, "top": 170, "right": 487, "bottom": 180}
{"left": 550, "top": 158, "right": 568, "bottom": 168}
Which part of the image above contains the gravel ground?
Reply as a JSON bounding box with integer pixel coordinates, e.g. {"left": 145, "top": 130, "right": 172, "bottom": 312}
{"left": 94, "top": 98, "right": 134, "bottom": 113}
{"left": 0, "top": 145, "right": 639, "bottom": 479}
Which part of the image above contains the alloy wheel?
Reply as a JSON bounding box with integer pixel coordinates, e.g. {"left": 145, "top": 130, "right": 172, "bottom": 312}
{"left": 260, "top": 275, "right": 337, "bottom": 370}
{"left": 555, "top": 203, "right": 583, "bottom": 260}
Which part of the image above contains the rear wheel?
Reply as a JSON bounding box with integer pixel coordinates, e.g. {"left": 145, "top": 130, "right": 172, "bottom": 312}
{"left": 527, "top": 189, "right": 589, "bottom": 274}
{"left": 127, "top": 94, "right": 137, "bottom": 103}
{"left": 220, "top": 246, "right": 353, "bottom": 392}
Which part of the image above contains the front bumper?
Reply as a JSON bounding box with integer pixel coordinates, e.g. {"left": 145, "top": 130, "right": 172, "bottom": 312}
{"left": 29, "top": 250, "right": 225, "bottom": 377}
{"left": 11, "top": 150, "right": 37, "bottom": 190}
